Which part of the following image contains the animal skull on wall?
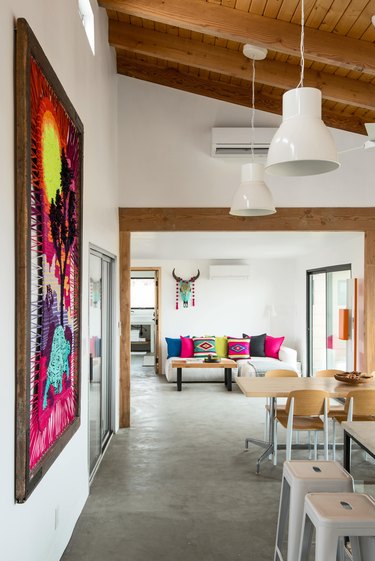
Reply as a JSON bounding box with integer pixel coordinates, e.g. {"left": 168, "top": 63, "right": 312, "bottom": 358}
{"left": 172, "top": 269, "right": 200, "bottom": 309}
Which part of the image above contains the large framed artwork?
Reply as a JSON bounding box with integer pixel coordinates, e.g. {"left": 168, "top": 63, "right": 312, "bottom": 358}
{"left": 15, "top": 19, "right": 83, "bottom": 502}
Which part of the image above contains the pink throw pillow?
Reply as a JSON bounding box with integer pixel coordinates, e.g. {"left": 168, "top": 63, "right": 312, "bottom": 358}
{"left": 180, "top": 336, "right": 194, "bottom": 358}
{"left": 265, "top": 335, "right": 285, "bottom": 359}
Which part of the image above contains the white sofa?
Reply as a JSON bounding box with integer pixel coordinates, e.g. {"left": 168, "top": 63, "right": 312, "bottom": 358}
{"left": 164, "top": 345, "right": 299, "bottom": 382}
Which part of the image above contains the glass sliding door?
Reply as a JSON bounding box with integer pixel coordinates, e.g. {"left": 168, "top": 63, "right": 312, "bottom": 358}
{"left": 307, "top": 265, "right": 351, "bottom": 375}
{"left": 89, "top": 247, "right": 114, "bottom": 478}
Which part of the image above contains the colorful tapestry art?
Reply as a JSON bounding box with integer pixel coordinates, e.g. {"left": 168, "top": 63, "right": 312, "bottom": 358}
{"left": 15, "top": 19, "right": 83, "bottom": 502}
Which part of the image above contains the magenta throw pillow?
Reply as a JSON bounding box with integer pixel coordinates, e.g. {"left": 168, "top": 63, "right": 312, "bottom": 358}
{"left": 265, "top": 335, "right": 285, "bottom": 359}
{"left": 180, "top": 336, "right": 194, "bottom": 358}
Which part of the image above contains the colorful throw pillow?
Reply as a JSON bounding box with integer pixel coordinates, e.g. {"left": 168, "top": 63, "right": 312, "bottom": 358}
{"left": 165, "top": 337, "right": 182, "bottom": 358}
{"left": 193, "top": 336, "right": 216, "bottom": 358}
{"left": 180, "top": 336, "right": 194, "bottom": 358}
{"left": 215, "top": 336, "right": 228, "bottom": 358}
{"left": 265, "top": 335, "right": 285, "bottom": 359}
{"left": 243, "top": 333, "right": 266, "bottom": 357}
{"left": 227, "top": 338, "right": 250, "bottom": 360}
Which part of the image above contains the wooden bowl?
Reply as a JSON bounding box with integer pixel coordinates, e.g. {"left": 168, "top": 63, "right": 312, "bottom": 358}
{"left": 334, "top": 372, "right": 373, "bottom": 385}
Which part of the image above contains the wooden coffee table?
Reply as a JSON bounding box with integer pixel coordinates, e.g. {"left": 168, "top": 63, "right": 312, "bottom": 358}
{"left": 171, "top": 358, "right": 237, "bottom": 391}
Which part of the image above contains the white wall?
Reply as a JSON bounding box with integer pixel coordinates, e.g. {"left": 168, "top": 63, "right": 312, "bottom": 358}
{"left": 294, "top": 234, "right": 364, "bottom": 374}
{"left": 118, "top": 77, "right": 375, "bottom": 208}
{"left": 132, "top": 258, "right": 298, "bottom": 369}
{"left": 0, "top": 2, "right": 119, "bottom": 561}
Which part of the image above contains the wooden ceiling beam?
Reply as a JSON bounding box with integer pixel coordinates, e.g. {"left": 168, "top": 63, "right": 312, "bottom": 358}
{"left": 117, "top": 53, "right": 282, "bottom": 113}
{"left": 116, "top": 55, "right": 367, "bottom": 135}
{"left": 110, "top": 20, "right": 375, "bottom": 111}
{"left": 119, "top": 207, "right": 375, "bottom": 232}
{"left": 99, "top": 0, "right": 375, "bottom": 74}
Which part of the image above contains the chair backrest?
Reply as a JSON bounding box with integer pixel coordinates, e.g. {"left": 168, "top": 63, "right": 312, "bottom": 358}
{"left": 286, "top": 390, "right": 329, "bottom": 416}
{"left": 265, "top": 369, "right": 298, "bottom": 378}
{"left": 345, "top": 389, "right": 375, "bottom": 417}
{"left": 315, "top": 369, "right": 345, "bottom": 378}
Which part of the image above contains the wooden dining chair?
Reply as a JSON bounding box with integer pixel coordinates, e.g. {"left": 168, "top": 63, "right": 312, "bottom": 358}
{"left": 331, "top": 389, "right": 375, "bottom": 460}
{"left": 273, "top": 389, "right": 329, "bottom": 465}
{"left": 315, "top": 369, "right": 345, "bottom": 377}
{"left": 264, "top": 370, "right": 298, "bottom": 438}
{"left": 315, "top": 369, "right": 346, "bottom": 416}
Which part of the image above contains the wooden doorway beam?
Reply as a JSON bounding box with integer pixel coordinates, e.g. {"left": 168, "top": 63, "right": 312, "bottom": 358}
{"left": 119, "top": 231, "right": 131, "bottom": 428}
{"left": 119, "top": 207, "right": 375, "bottom": 232}
{"left": 365, "top": 231, "right": 375, "bottom": 375}
{"left": 119, "top": 207, "right": 375, "bottom": 426}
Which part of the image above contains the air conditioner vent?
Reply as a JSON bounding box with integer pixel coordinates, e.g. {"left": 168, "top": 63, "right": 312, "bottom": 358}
{"left": 211, "top": 127, "right": 277, "bottom": 158}
{"left": 215, "top": 146, "right": 269, "bottom": 157}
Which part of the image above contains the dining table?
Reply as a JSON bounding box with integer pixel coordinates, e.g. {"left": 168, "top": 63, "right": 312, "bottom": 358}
{"left": 342, "top": 421, "right": 375, "bottom": 473}
{"left": 235, "top": 375, "right": 375, "bottom": 474}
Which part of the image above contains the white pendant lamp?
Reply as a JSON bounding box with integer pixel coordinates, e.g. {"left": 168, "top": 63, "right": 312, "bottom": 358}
{"left": 265, "top": 1, "right": 340, "bottom": 177}
{"left": 230, "top": 162, "right": 276, "bottom": 216}
{"left": 230, "top": 45, "right": 276, "bottom": 217}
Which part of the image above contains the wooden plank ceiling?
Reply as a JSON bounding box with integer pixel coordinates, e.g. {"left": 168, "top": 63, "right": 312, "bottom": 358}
{"left": 98, "top": 0, "right": 375, "bottom": 134}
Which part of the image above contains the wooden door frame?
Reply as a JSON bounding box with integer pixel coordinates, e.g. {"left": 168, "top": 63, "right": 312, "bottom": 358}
{"left": 119, "top": 207, "right": 375, "bottom": 428}
{"left": 130, "top": 266, "right": 162, "bottom": 374}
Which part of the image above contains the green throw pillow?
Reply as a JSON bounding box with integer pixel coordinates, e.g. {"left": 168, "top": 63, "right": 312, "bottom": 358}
{"left": 215, "top": 336, "right": 228, "bottom": 358}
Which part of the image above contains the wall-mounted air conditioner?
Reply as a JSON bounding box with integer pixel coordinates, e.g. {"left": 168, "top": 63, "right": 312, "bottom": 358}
{"left": 209, "top": 265, "right": 251, "bottom": 280}
{"left": 211, "top": 127, "right": 277, "bottom": 158}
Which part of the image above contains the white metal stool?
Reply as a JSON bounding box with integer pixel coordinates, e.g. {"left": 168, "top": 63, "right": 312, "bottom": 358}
{"left": 299, "top": 493, "right": 375, "bottom": 561}
{"left": 274, "top": 460, "right": 354, "bottom": 561}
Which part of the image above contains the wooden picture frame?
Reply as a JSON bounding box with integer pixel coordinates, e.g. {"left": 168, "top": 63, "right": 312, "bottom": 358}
{"left": 15, "top": 18, "right": 83, "bottom": 502}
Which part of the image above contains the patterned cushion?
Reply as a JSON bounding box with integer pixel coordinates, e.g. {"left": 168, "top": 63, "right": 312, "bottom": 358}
{"left": 227, "top": 338, "right": 250, "bottom": 360}
{"left": 193, "top": 337, "right": 216, "bottom": 358}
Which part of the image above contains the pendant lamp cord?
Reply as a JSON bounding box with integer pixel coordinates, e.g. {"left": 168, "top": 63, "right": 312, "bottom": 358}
{"left": 251, "top": 56, "right": 255, "bottom": 161}
{"left": 297, "top": 0, "right": 305, "bottom": 88}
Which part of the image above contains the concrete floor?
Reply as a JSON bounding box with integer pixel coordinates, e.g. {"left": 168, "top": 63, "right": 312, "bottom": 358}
{"left": 62, "top": 360, "right": 375, "bottom": 561}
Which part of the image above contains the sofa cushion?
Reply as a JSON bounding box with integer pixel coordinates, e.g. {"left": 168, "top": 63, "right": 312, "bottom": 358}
{"left": 243, "top": 333, "right": 266, "bottom": 357}
{"left": 165, "top": 337, "right": 182, "bottom": 358}
{"left": 215, "top": 336, "right": 228, "bottom": 358}
{"left": 193, "top": 337, "right": 216, "bottom": 358}
{"left": 265, "top": 335, "right": 285, "bottom": 359}
{"left": 227, "top": 338, "right": 250, "bottom": 360}
{"left": 180, "top": 336, "right": 194, "bottom": 358}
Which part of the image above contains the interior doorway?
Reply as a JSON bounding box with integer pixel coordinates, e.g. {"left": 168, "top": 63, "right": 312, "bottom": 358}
{"left": 130, "top": 268, "right": 161, "bottom": 374}
{"left": 89, "top": 246, "right": 115, "bottom": 479}
{"left": 118, "top": 208, "right": 375, "bottom": 428}
{"left": 307, "top": 264, "right": 352, "bottom": 375}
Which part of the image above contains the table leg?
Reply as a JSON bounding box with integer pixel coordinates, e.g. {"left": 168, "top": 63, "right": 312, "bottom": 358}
{"left": 245, "top": 398, "right": 275, "bottom": 474}
{"left": 256, "top": 397, "right": 275, "bottom": 474}
{"left": 177, "top": 368, "right": 182, "bottom": 391}
{"left": 343, "top": 430, "right": 351, "bottom": 473}
{"left": 225, "top": 368, "right": 232, "bottom": 391}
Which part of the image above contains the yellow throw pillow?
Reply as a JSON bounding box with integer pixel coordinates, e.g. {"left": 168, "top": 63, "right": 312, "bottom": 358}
{"left": 215, "top": 336, "right": 228, "bottom": 358}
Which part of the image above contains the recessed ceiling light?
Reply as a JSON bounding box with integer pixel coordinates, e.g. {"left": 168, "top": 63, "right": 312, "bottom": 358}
{"left": 372, "top": 15, "right": 375, "bottom": 26}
